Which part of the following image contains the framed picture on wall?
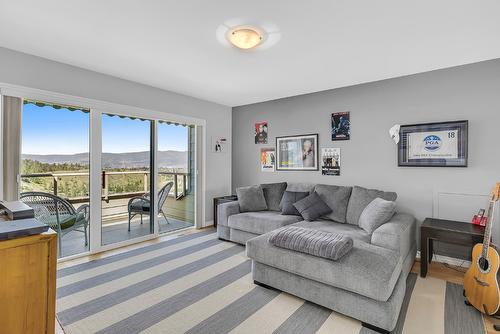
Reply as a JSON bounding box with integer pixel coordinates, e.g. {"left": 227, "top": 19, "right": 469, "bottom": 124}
{"left": 398, "top": 120, "right": 468, "bottom": 167}
{"left": 276, "top": 134, "right": 319, "bottom": 171}
{"left": 260, "top": 147, "right": 275, "bottom": 172}
{"left": 331, "top": 112, "right": 350, "bottom": 140}
{"left": 321, "top": 148, "right": 341, "bottom": 176}
{"left": 255, "top": 121, "right": 268, "bottom": 144}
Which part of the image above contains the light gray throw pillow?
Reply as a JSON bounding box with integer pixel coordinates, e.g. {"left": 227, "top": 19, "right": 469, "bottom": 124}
{"left": 293, "top": 191, "right": 332, "bottom": 221}
{"left": 346, "top": 186, "right": 397, "bottom": 225}
{"left": 358, "top": 197, "right": 396, "bottom": 234}
{"left": 268, "top": 226, "right": 354, "bottom": 261}
{"left": 236, "top": 185, "right": 268, "bottom": 212}
{"left": 261, "top": 182, "right": 287, "bottom": 211}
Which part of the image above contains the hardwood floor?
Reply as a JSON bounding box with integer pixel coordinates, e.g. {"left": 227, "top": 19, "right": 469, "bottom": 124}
{"left": 55, "top": 232, "right": 497, "bottom": 334}
{"left": 411, "top": 260, "right": 498, "bottom": 334}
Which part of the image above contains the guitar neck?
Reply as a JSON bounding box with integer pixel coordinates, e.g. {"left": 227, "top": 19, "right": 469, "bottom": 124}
{"left": 482, "top": 200, "right": 497, "bottom": 258}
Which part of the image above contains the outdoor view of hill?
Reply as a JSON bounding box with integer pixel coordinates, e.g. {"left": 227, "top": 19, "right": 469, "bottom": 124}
{"left": 21, "top": 151, "right": 188, "bottom": 198}
{"left": 20, "top": 150, "right": 188, "bottom": 198}
{"left": 22, "top": 150, "right": 188, "bottom": 169}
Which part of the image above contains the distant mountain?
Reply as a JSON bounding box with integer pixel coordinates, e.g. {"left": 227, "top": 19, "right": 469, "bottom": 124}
{"left": 22, "top": 150, "right": 188, "bottom": 169}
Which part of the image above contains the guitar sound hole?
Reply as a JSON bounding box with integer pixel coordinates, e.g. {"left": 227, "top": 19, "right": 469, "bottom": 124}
{"left": 479, "top": 257, "right": 489, "bottom": 271}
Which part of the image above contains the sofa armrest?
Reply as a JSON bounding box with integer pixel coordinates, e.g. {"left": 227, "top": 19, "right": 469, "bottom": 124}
{"left": 370, "top": 213, "right": 416, "bottom": 256}
{"left": 217, "top": 201, "right": 240, "bottom": 227}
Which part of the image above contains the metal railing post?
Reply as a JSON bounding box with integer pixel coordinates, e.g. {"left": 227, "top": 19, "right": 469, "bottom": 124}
{"left": 183, "top": 174, "right": 187, "bottom": 196}
{"left": 102, "top": 171, "right": 109, "bottom": 202}
{"left": 174, "top": 175, "right": 178, "bottom": 198}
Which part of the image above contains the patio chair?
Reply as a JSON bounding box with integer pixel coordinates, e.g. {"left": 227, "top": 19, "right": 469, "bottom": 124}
{"left": 20, "top": 192, "right": 90, "bottom": 254}
{"left": 127, "top": 181, "right": 174, "bottom": 231}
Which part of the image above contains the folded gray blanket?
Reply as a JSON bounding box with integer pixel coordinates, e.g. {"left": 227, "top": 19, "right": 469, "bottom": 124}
{"left": 268, "top": 226, "right": 353, "bottom": 261}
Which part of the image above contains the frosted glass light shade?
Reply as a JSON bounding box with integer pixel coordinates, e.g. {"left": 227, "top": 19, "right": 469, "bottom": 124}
{"left": 227, "top": 27, "right": 263, "bottom": 49}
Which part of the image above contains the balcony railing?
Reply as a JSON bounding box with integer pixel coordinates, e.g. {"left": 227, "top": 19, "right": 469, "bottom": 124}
{"left": 20, "top": 171, "right": 189, "bottom": 205}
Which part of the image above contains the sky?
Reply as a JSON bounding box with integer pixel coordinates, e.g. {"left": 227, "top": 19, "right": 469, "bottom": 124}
{"left": 21, "top": 104, "right": 188, "bottom": 155}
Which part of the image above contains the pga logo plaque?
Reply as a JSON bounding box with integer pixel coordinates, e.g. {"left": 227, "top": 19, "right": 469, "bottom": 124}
{"left": 423, "top": 135, "right": 442, "bottom": 152}
{"left": 398, "top": 121, "right": 468, "bottom": 167}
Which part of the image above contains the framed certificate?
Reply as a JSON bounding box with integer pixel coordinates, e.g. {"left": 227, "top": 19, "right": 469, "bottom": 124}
{"left": 398, "top": 120, "right": 468, "bottom": 167}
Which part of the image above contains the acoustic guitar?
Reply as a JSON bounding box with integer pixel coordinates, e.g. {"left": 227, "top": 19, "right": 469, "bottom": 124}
{"left": 464, "top": 183, "right": 500, "bottom": 315}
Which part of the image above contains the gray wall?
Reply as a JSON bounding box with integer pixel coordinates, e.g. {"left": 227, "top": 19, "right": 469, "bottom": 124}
{"left": 0, "top": 47, "right": 232, "bottom": 225}
{"left": 232, "top": 58, "right": 500, "bottom": 257}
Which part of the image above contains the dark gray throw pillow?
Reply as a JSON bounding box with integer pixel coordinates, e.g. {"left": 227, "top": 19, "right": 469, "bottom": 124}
{"left": 281, "top": 191, "right": 309, "bottom": 216}
{"left": 261, "top": 182, "right": 287, "bottom": 211}
{"left": 293, "top": 191, "right": 333, "bottom": 221}
{"left": 236, "top": 185, "right": 268, "bottom": 212}
{"left": 314, "top": 184, "right": 352, "bottom": 223}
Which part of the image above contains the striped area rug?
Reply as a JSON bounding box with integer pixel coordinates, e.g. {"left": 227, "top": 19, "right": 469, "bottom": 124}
{"left": 56, "top": 230, "right": 485, "bottom": 334}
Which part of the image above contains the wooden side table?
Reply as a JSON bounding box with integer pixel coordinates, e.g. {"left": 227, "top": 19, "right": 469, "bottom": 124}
{"left": 213, "top": 195, "right": 238, "bottom": 228}
{"left": 420, "top": 218, "right": 484, "bottom": 277}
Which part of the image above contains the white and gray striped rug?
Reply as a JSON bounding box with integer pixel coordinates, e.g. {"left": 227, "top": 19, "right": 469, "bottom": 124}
{"left": 56, "top": 230, "right": 485, "bottom": 334}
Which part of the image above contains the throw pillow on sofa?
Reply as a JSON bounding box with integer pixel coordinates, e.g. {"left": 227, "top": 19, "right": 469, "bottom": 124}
{"left": 358, "top": 197, "right": 396, "bottom": 234}
{"left": 280, "top": 191, "right": 309, "bottom": 216}
{"left": 313, "top": 184, "right": 352, "bottom": 223}
{"left": 236, "top": 185, "right": 268, "bottom": 212}
{"left": 261, "top": 182, "right": 287, "bottom": 211}
{"left": 293, "top": 191, "right": 332, "bottom": 221}
{"left": 346, "top": 186, "right": 397, "bottom": 225}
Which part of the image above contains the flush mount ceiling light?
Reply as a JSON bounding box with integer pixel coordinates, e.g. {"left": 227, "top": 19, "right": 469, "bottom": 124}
{"left": 216, "top": 20, "right": 280, "bottom": 51}
{"left": 227, "top": 27, "right": 263, "bottom": 50}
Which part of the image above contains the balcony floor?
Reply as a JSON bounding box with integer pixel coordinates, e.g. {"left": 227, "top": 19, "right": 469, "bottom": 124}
{"left": 60, "top": 216, "right": 193, "bottom": 258}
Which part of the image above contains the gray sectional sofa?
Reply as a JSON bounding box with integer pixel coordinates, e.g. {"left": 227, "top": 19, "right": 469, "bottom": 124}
{"left": 217, "top": 182, "right": 416, "bottom": 332}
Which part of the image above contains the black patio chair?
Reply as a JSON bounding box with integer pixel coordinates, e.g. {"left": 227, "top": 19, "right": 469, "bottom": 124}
{"left": 127, "top": 181, "right": 174, "bottom": 231}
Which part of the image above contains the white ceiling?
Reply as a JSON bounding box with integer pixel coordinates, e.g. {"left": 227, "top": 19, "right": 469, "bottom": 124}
{"left": 1, "top": 1, "right": 500, "bottom": 107}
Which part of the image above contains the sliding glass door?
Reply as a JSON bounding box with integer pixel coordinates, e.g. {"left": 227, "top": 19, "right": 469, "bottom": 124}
{"left": 18, "top": 97, "right": 198, "bottom": 259}
{"left": 157, "top": 122, "right": 195, "bottom": 234}
{"left": 100, "top": 113, "right": 154, "bottom": 246}
{"left": 20, "top": 100, "right": 91, "bottom": 258}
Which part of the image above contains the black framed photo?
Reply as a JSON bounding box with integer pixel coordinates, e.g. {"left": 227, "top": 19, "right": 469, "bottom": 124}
{"left": 276, "top": 134, "right": 319, "bottom": 171}
{"left": 398, "top": 120, "right": 468, "bottom": 167}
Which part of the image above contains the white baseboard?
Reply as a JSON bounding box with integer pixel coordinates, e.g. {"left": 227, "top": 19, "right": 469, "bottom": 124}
{"left": 416, "top": 250, "right": 471, "bottom": 268}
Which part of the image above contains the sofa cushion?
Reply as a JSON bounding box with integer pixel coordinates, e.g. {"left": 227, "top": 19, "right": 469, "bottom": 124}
{"left": 371, "top": 213, "right": 415, "bottom": 257}
{"left": 261, "top": 182, "right": 287, "bottom": 211}
{"left": 246, "top": 232, "right": 402, "bottom": 302}
{"left": 359, "top": 198, "right": 396, "bottom": 234}
{"left": 292, "top": 220, "right": 370, "bottom": 243}
{"left": 285, "top": 182, "right": 315, "bottom": 193}
{"left": 293, "top": 192, "right": 332, "bottom": 221}
{"left": 236, "top": 185, "right": 268, "bottom": 212}
{"left": 228, "top": 211, "right": 303, "bottom": 235}
{"left": 279, "top": 183, "right": 313, "bottom": 211}
{"left": 313, "top": 184, "right": 352, "bottom": 223}
{"left": 280, "top": 191, "right": 309, "bottom": 216}
{"left": 346, "top": 186, "right": 397, "bottom": 226}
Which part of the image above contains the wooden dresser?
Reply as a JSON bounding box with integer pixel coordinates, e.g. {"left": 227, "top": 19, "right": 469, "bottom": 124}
{"left": 0, "top": 230, "right": 57, "bottom": 334}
